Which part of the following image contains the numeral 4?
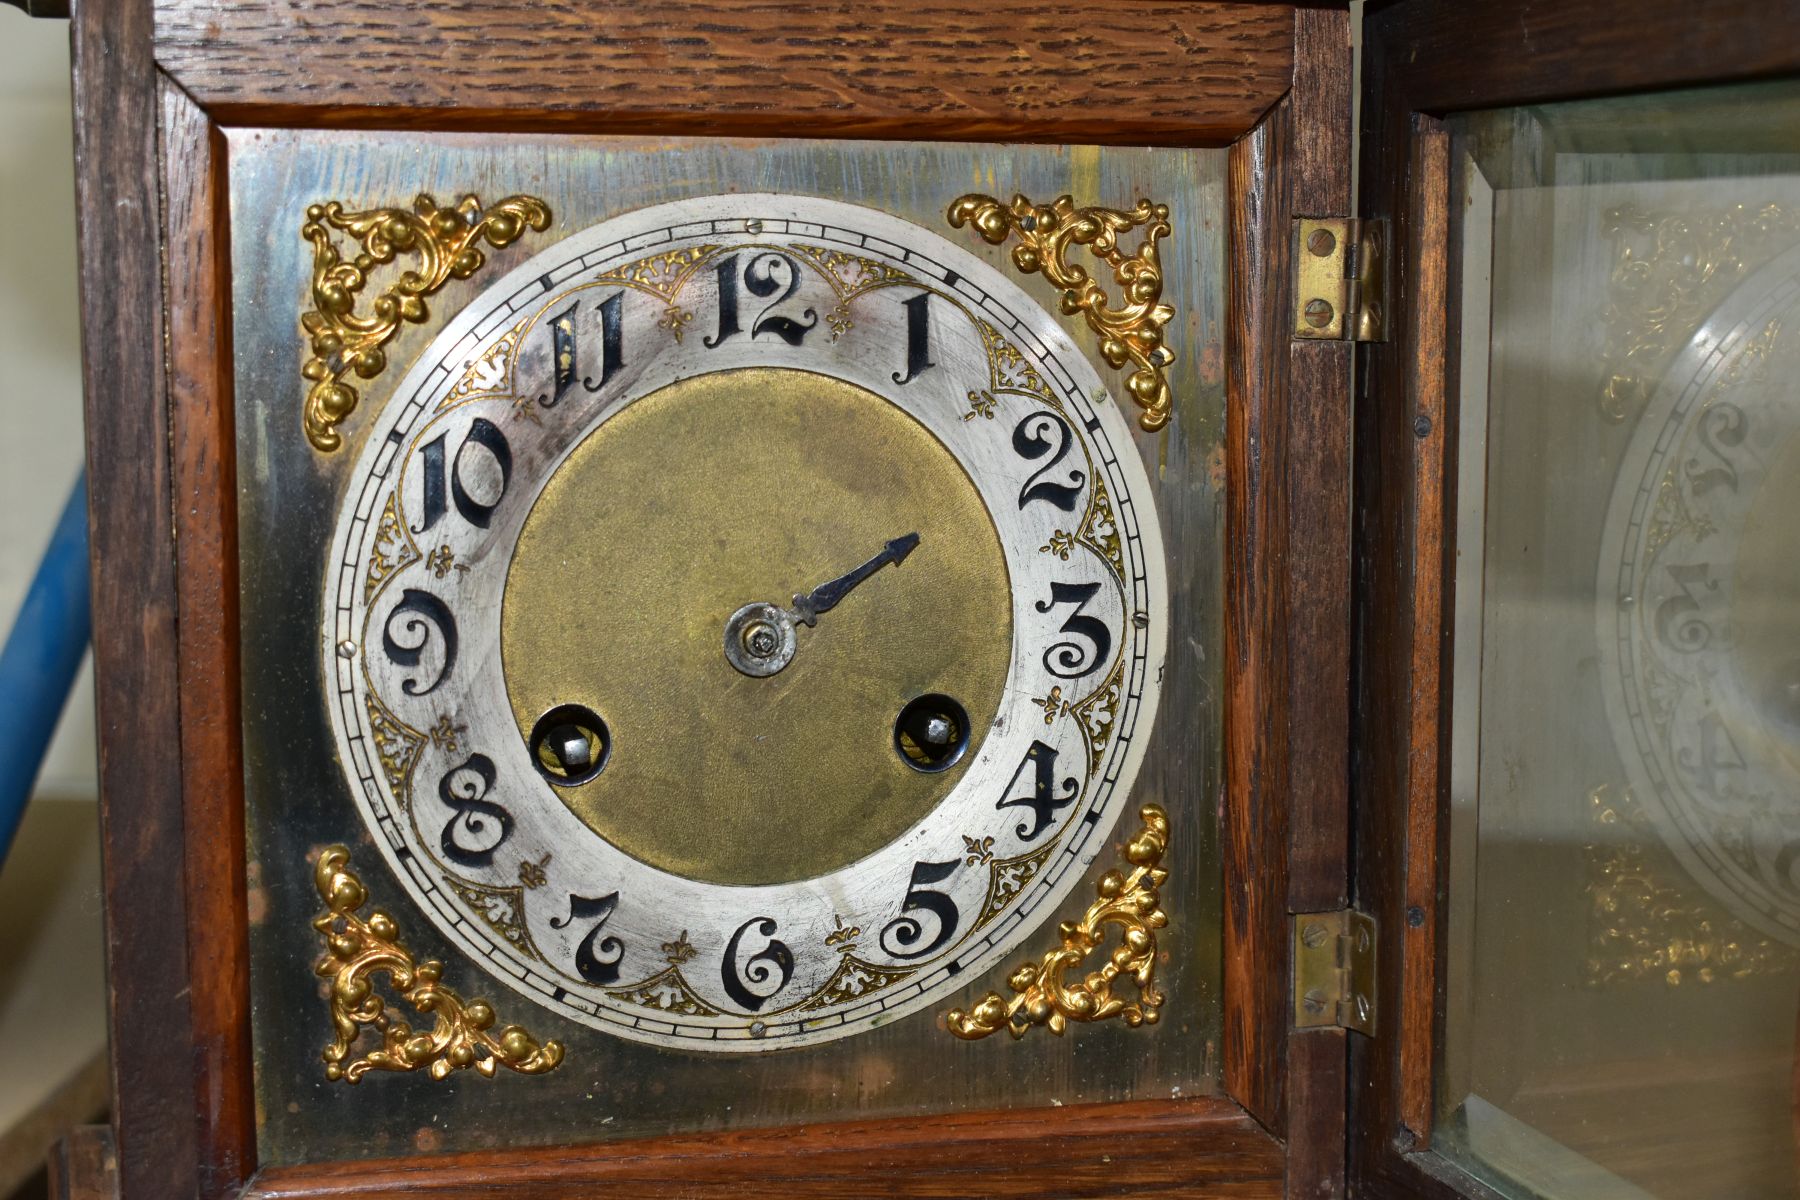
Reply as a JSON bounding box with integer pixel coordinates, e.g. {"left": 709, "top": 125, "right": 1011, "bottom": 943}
{"left": 996, "top": 740, "right": 1080, "bottom": 842}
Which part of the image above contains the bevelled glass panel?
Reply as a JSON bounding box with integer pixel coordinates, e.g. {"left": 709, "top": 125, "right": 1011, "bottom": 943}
{"left": 1442, "top": 80, "right": 1800, "bottom": 1199}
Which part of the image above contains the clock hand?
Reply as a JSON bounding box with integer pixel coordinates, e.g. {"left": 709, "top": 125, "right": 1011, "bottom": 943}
{"left": 723, "top": 534, "right": 921, "bottom": 678}
{"left": 790, "top": 533, "right": 920, "bottom": 627}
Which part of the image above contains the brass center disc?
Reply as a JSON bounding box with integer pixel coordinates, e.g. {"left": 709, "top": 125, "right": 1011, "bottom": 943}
{"left": 501, "top": 367, "right": 1012, "bottom": 886}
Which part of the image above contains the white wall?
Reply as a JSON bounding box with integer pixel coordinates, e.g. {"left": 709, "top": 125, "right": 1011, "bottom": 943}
{"left": 0, "top": 8, "right": 96, "bottom": 801}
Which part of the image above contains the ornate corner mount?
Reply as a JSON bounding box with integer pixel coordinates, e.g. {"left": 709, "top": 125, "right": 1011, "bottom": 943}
{"left": 946, "top": 804, "right": 1169, "bottom": 1040}
{"left": 312, "top": 845, "right": 564, "bottom": 1083}
{"left": 948, "top": 193, "right": 1175, "bottom": 433}
{"left": 302, "top": 192, "right": 552, "bottom": 453}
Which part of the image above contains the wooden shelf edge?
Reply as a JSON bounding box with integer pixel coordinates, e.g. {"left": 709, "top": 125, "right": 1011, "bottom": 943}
{"left": 243, "top": 1096, "right": 1283, "bottom": 1199}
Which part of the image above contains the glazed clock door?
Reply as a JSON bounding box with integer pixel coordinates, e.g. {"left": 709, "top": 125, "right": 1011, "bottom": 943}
{"left": 1356, "top": 2, "right": 1800, "bottom": 1198}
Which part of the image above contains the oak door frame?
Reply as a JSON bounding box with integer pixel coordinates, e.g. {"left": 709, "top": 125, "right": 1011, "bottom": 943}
{"left": 68, "top": 1, "right": 1353, "bottom": 1195}
{"left": 1352, "top": 0, "right": 1800, "bottom": 1195}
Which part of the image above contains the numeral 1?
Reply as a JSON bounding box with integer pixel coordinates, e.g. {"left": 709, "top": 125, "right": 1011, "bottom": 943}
{"left": 892, "top": 291, "right": 935, "bottom": 384}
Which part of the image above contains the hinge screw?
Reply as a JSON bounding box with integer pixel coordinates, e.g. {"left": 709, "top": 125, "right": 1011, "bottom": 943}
{"left": 1303, "top": 298, "right": 1335, "bottom": 329}
{"left": 1300, "top": 921, "right": 1330, "bottom": 948}
{"left": 1306, "top": 227, "right": 1337, "bottom": 257}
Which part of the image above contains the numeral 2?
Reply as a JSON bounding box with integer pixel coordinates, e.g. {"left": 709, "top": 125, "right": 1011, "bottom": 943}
{"left": 1012, "top": 412, "right": 1086, "bottom": 511}
{"left": 1684, "top": 401, "right": 1748, "bottom": 495}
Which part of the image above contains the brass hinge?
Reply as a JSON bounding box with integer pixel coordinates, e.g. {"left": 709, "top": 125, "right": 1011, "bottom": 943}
{"left": 1293, "top": 217, "right": 1387, "bottom": 342}
{"left": 1293, "top": 909, "right": 1377, "bottom": 1035}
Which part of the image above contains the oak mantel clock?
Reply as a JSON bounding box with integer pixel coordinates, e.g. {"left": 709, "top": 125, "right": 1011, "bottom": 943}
{"left": 53, "top": 0, "right": 1800, "bottom": 1197}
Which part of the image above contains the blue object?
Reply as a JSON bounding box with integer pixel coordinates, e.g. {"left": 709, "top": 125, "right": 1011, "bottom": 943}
{"left": 0, "top": 472, "right": 92, "bottom": 867}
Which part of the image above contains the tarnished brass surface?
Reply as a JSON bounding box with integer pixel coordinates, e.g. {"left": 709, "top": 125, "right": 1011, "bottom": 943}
{"left": 948, "top": 192, "right": 1175, "bottom": 431}
{"left": 501, "top": 368, "right": 1012, "bottom": 887}
{"left": 301, "top": 192, "right": 551, "bottom": 452}
{"left": 312, "top": 846, "right": 564, "bottom": 1083}
{"left": 946, "top": 804, "right": 1169, "bottom": 1040}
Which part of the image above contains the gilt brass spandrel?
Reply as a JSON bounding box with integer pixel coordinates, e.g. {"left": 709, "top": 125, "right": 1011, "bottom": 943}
{"left": 946, "top": 804, "right": 1169, "bottom": 1040}
{"left": 947, "top": 192, "right": 1175, "bottom": 432}
{"left": 301, "top": 192, "right": 551, "bottom": 452}
{"left": 312, "top": 846, "right": 563, "bottom": 1083}
{"left": 500, "top": 367, "right": 1013, "bottom": 887}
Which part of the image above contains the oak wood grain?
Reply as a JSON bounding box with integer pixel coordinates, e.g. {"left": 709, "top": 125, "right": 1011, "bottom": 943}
{"left": 1361, "top": 0, "right": 1800, "bottom": 115}
{"left": 1278, "top": 15, "right": 1354, "bottom": 1191}
{"left": 160, "top": 76, "right": 257, "bottom": 1200}
{"left": 242, "top": 1097, "right": 1284, "bottom": 1199}
{"left": 1223, "top": 98, "right": 1292, "bottom": 1140}
{"left": 1348, "top": 35, "right": 1471, "bottom": 1187}
{"left": 1221, "top": 22, "right": 1356, "bottom": 1191}
{"left": 1397, "top": 122, "right": 1450, "bottom": 1147}
{"left": 71, "top": 0, "right": 204, "bottom": 1197}
{"left": 1281, "top": 0, "right": 1354, "bottom": 915}
{"left": 151, "top": 0, "right": 1296, "bottom": 146}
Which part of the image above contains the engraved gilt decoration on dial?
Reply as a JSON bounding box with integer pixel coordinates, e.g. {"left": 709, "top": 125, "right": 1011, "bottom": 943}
{"left": 323, "top": 195, "right": 1169, "bottom": 1050}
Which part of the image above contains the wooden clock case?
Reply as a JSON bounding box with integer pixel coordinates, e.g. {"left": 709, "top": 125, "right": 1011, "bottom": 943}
{"left": 64, "top": 0, "right": 1800, "bottom": 1195}
{"left": 65, "top": 0, "right": 1337, "bottom": 1195}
